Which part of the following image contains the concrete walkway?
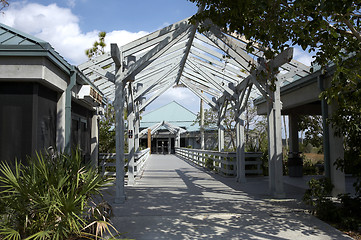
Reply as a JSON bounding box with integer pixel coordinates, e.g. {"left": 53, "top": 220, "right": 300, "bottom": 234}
{"left": 103, "top": 154, "right": 351, "bottom": 240}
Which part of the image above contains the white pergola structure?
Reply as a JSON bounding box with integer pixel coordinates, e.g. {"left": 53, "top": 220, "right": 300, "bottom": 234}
{"left": 78, "top": 17, "right": 310, "bottom": 202}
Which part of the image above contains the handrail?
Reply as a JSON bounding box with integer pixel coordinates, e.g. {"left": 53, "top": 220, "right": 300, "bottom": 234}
{"left": 175, "top": 147, "right": 263, "bottom": 177}
{"left": 99, "top": 148, "right": 150, "bottom": 178}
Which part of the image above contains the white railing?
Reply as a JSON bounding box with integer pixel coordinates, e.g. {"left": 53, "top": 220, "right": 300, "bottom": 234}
{"left": 175, "top": 147, "right": 263, "bottom": 176}
{"left": 99, "top": 148, "right": 150, "bottom": 178}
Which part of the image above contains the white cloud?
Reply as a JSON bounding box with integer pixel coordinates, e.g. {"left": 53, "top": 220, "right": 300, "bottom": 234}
{"left": 0, "top": 2, "right": 148, "bottom": 65}
{"left": 66, "top": 0, "right": 76, "bottom": 8}
{"left": 105, "top": 30, "right": 148, "bottom": 52}
{"left": 293, "top": 46, "right": 315, "bottom": 66}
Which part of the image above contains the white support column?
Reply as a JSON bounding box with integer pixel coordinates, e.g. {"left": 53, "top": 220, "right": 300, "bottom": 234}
{"left": 134, "top": 111, "right": 140, "bottom": 152}
{"left": 217, "top": 103, "right": 225, "bottom": 152}
{"left": 90, "top": 113, "right": 99, "bottom": 167}
{"left": 127, "top": 83, "right": 135, "bottom": 186}
{"left": 176, "top": 131, "right": 181, "bottom": 148}
{"left": 168, "top": 137, "right": 172, "bottom": 154}
{"left": 114, "top": 80, "right": 126, "bottom": 203}
{"left": 218, "top": 123, "right": 225, "bottom": 152}
{"left": 112, "top": 43, "right": 126, "bottom": 204}
{"left": 200, "top": 96, "right": 205, "bottom": 150}
{"left": 236, "top": 114, "right": 246, "bottom": 183}
{"left": 56, "top": 92, "right": 66, "bottom": 152}
{"left": 328, "top": 101, "right": 345, "bottom": 196}
{"left": 134, "top": 83, "right": 143, "bottom": 152}
{"left": 267, "top": 81, "right": 284, "bottom": 198}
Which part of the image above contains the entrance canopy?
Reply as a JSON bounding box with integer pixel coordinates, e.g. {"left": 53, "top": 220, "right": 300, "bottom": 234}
{"left": 77, "top": 14, "right": 312, "bottom": 200}
{"left": 139, "top": 120, "right": 187, "bottom": 138}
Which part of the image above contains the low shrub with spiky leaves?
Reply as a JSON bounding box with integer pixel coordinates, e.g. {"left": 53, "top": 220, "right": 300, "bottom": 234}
{"left": 0, "top": 149, "right": 116, "bottom": 239}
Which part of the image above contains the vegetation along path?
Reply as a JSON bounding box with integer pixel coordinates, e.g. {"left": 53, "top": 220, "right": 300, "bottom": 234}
{"left": 103, "top": 154, "right": 351, "bottom": 239}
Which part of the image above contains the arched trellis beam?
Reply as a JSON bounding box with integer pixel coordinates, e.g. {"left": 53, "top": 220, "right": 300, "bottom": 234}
{"left": 120, "top": 23, "right": 192, "bottom": 83}
{"left": 182, "top": 66, "right": 224, "bottom": 94}
{"left": 133, "top": 38, "right": 189, "bottom": 81}
{"left": 121, "top": 18, "right": 191, "bottom": 57}
{"left": 134, "top": 51, "right": 183, "bottom": 82}
{"left": 187, "top": 59, "right": 235, "bottom": 97}
{"left": 189, "top": 48, "right": 248, "bottom": 79}
{"left": 189, "top": 55, "right": 244, "bottom": 84}
{"left": 174, "top": 23, "right": 198, "bottom": 85}
{"left": 201, "top": 24, "right": 310, "bottom": 90}
{"left": 180, "top": 78, "right": 217, "bottom": 110}
{"left": 204, "top": 26, "right": 256, "bottom": 73}
{"left": 139, "top": 75, "right": 179, "bottom": 112}
{"left": 181, "top": 73, "right": 221, "bottom": 97}
{"left": 194, "top": 33, "right": 247, "bottom": 70}
{"left": 134, "top": 62, "right": 180, "bottom": 97}
{"left": 134, "top": 60, "right": 181, "bottom": 102}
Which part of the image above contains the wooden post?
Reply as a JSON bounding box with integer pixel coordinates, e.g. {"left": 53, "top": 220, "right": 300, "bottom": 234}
{"left": 200, "top": 94, "right": 205, "bottom": 150}
{"left": 236, "top": 114, "right": 246, "bottom": 183}
{"left": 127, "top": 83, "right": 135, "bottom": 186}
{"left": 267, "top": 80, "right": 284, "bottom": 198}
{"left": 112, "top": 43, "right": 126, "bottom": 204}
{"left": 147, "top": 128, "right": 151, "bottom": 154}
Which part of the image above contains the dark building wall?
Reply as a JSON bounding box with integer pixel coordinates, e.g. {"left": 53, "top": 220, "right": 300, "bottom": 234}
{"left": 35, "top": 84, "right": 58, "bottom": 152}
{"left": 0, "top": 82, "right": 58, "bottom": 163}
{"left": 71, "top": 101, "right": 93, "bottom": 162}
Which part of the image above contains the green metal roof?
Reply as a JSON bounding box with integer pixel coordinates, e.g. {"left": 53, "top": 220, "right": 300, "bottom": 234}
{"left": 0, "top": 23, "right": 46, "bottom": 45}
{"left": 140, "top": 101, "right": 200, "bottom": 132}
{"left": 0, "top": 23, "right": 104, "bottom": 99}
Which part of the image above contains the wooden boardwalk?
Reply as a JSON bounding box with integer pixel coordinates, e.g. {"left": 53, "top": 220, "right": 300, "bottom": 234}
{"left": 103, "top": 154, "right": 351, "bottom": 240}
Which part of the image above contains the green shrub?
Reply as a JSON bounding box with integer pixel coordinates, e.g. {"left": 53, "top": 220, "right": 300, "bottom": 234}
{"left": 304, "top": 178, "right": 361, "bottom": 232}
{"left": 0, "top": 150, "right": 118, "bottom": 239}
{"left": 205, "top": 158, "right": 214, "bottom": 170}
{"left": 303, "top": 177, "right": 337, "bottom": 221}
{"left": 338, "top": 194, "right": 361, "bottom": 231}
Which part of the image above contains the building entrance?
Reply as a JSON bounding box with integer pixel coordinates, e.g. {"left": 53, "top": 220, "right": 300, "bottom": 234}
{"left": 156, "top": 139, "right": 169, "bottom": 154}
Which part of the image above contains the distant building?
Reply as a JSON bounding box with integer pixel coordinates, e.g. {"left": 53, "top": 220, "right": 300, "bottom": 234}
{"left": 139, "top": 101, "right": 217, "bottom": 153}
{"left": 0, "top": 23, "right": 104, "bottom": 165}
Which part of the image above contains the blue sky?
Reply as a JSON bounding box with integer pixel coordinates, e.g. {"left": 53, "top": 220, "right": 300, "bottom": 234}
{"left": 27, "top": 0, "right": 198, "bottom": 33}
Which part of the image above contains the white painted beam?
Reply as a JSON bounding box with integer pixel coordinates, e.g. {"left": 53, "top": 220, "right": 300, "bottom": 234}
{"left": 122, "top": 25, "right": 191, "bottom": 82}
{"left": 122, "top": 18, "right": 191, "bottom": 55}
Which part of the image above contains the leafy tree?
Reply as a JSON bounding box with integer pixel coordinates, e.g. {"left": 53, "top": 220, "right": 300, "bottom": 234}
{"left": 194, "top": 101, "right": 266, "bottom": 151}
{"left": 188, "top": 0, "right": 361, "bottom": 195}
{"left": 85, "top": 31, "right": 107, "bottom": 59}
{"left": 298, "top": 115, "right": 324, "bottom": 153}
{"left": 99, "top": 103, "right": 116, "bottom": 153}
{"left": 0, "top": 0, "right": 9, "bottom": 12}
{"left": 84, "top": 32, "right": 123, "bottom": 154}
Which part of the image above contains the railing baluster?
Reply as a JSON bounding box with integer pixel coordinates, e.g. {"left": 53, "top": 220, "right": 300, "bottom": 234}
{"left": 175, "top": 147, "right": 263, "bottom": 177}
